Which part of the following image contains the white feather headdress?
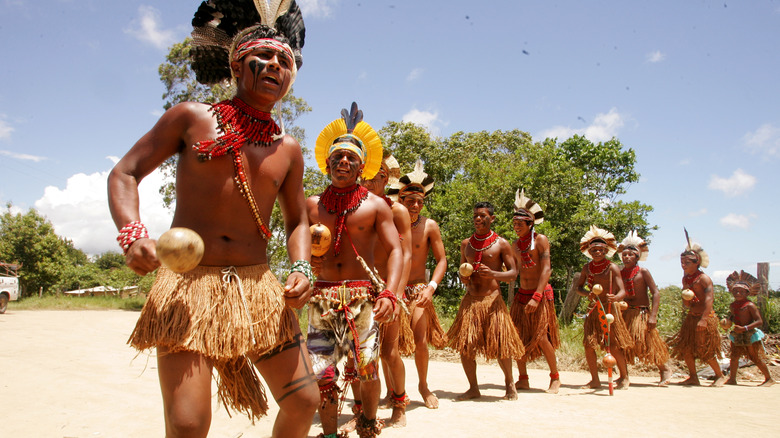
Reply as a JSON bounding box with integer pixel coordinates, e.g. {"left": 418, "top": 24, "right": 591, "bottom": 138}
{"left": 579, "top": 225, "right": 617, "bottom": 259}
{"left": 387, "top": 159, "right": 434, "bottom": 202}
{"left": 617, "top": 230, "right": 649, "bottom": 262}
{"left": 683, "top": 228, "right": 710, "bottom": 269}
{"left": 513, "top": 189, "right": 544, "bottom": 225}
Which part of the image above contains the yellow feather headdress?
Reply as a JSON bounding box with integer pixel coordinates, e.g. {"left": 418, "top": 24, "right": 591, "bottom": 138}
{"left": 579, "top": 225, "right": 617, "bottom": 259}
{"left": 617, "top": 230, "right": 649, "bottom": 262}
{"left": 315, "top": 102, "right": 383, "bottom": 180}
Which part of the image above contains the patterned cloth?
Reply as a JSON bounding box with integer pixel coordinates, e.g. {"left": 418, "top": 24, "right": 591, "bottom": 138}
{"left": 307, "top": 280, "right": 381, "bottom": 382}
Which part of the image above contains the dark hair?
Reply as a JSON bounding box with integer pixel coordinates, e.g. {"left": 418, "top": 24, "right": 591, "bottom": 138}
{"left": 474, "top": 201, "right": 494, "bottom": 215}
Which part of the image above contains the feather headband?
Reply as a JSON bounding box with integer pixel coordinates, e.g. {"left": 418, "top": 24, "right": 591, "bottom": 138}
{"left": 579, "top": 225, "right": 617, "bottom": 258}
{"left": 617, "top": 230, "right": 649, "bottom": 262}
{"left": 512, "top": 189, "right": 544, "bottom": 225}
{"left": 387, "top": 159, "right": 435, "bottom": 202}
{"left": 190, "top": 0, "right": 305, "bottom": 85}
{"left": 726, "top": 270, "right": 760, "bottom": 296}
{"left": 315, "top": 102, "right": 383, "bottom": 180}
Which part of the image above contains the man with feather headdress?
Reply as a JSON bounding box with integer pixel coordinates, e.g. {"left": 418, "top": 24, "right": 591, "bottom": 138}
{"left": 508, "top": 189, "right": 561, "bottom": 394}
{"left": 617, "top": 231, "right": 672, "bottom": 386}
{"left": 387, "top": 159, "right": 449, "bottom": 409}
{"left": 108, "top": 1, "right": 318, "bottom": 436}
{"left": 669, "top": 232, "right": 726, "bottom": 387}
{"left": 306, "top": 103, "right": 402, "bottom": 438}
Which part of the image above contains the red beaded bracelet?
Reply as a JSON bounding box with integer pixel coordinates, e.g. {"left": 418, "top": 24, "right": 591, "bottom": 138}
{"left": 377, "top": 289, "right": 397, "bottom": 312}
{"left": 117, "top": 221, "right": 149, "bottom": 255}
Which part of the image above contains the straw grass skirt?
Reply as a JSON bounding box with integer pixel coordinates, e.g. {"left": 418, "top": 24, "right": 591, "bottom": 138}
{"left": 447, "top": 292, "right": 525, "bottom": 360}
{"left": 129, "top": 265, "right": 298, "bottom": 421}
{"left": 623, "top": 307, "right": 670, "bottom": 366}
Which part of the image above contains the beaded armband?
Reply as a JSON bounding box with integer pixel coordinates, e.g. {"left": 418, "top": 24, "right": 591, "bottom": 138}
{"left": 290, "top": 260, "right": 315, "bottom": 286}
{"left": 116, "top": 221, "right": 149, "bottom": 255}
{"left": 377, "top": 289, "right": 398, "bottom": 312}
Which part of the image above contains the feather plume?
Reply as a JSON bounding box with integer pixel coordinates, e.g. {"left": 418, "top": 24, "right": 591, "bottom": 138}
{"left": 617, "top": 230, "right": 649, "bottom": 262}
{"left": 513, "top": 188, "right": 544, "bottom": 225}
{"left": 387, "top": 159, "right": 435, "bottom": 202}
{"left": 579, "top": 225, "right": 617, "bottom": 259}
{"left": 726, "top": 270, "right": 760, "bottom": 296}
{"left": 341, "top": 102, "right": 363, "bottom": 133}
{"left": 682, "top": 228, "right": 709, "bottom": 269}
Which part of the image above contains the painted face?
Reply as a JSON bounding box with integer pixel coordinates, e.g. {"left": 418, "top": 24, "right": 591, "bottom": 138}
{"left": 588, "top": 244, "right": 607, "bottom": 261}
{"left": 621, "top": 249, "right": 638, "bottom": 266}
{"left": 234, "top": 47, "right": 294, "bottom": 104}
{"left": 680, "top": 256, "right": 699, "bottom": 274}
{"left": 401, "top": 195, "right": 424, "bottom": 217}
{"left": 361, "top": 167, "right": 388, "bottom": 196}
{"left": 731, "top": 286, "right": 748, "bottom": 300}
{"left": 473, "top": 208, "right": 494, "bottom": 232}
{"left": 512, "top": 218, "right": 532, "bottom": 237}
{"left": 326, "top": 149, "right": 364, "bottom": 186}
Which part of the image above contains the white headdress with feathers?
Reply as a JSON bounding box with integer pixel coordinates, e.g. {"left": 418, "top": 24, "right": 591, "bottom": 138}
{"left": 617, "top": 230, "right": 649, "bottom": 262}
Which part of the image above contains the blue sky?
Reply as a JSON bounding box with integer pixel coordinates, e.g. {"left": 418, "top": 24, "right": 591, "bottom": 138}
{"left": 1, "top": 0, "right": 779, "bottom": 288}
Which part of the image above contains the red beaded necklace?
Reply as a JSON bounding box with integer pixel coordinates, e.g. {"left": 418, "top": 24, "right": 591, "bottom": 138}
{"left": 193, "top": 97, "right": 281, "bottom": 161}
{"left": 515, "top": 231, "right": 536, "bottom": 268}
{"left": 319, "top": 184, "right": 369, "bottom": 255}
{"left": 469, "top": 231, "right": 498, "bottom": 266}
{"left": 621, "top": 265, "right": 641, "bottom": 297}
{"left": 683, "top": 269, "right": 703, "bottom": 289}
{"left": 730, "top": 298, "right": 751, "bottom": 313}
{"left": 587, "top": 259, "right": 611, "bottom": 287}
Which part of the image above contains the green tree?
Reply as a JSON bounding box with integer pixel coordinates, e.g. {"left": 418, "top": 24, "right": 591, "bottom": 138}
{"left": 0, "top": 205, "right": 88, "bottom": 296}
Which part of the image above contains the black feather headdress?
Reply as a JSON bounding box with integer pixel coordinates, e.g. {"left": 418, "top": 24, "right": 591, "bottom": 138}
{"left": 190, "top": 0, "right": 305, "bottom": 85}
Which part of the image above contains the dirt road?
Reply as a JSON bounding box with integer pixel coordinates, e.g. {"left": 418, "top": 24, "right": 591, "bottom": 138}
{"left": 1, "top": 310, "right": 777, "bottom": 437}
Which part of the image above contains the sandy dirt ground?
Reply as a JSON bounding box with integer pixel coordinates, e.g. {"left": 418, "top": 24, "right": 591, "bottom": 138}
{"left": 2, "top": 310, "right": 778, "bottom": 437}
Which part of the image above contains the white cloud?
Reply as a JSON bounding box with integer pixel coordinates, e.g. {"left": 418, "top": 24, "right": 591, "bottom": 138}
{"left": 297, "top": 0, "right": 337, "bottom": 18}
{"left": 0, "top": 117, "right": 13, "bottom": 140}
{"left": 708, "top": 168, "right": 756, "bottom": 197}
{"left": 402, "top": 109, "right": 442, "bottom": 136}
{"left": 406, "top": 68, "right": 424, "bottom": 82}
{"left": 124, "top": 6, "right": 177, "bottom": 50}
{"left": 0, "top": 150, "right": 45, "bottom": 162}
{"left": 719, "top": 213, "right": 753, "bottom": 229}
{"left": 537, "top": 108, "right": 625, "bottom": 143}
{"left": 743, "top": 123, "right": 780, "bottom": 158}
{"left": 711, "top": 270, "right": 731, "bottom": 286}
{"left": 35, "top": 158, "right": 173, "bottom": 256}
{"left": 646, "top": 50, "right": 665, "bottom": 63}
{"left": 688, "top": 208, "right": 707, "bottom": 217}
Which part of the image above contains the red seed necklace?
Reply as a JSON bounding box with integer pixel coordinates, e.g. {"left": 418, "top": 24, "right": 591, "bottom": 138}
{"left": 319, "top": 184, "right": 369, "bottom": 255}
{"left": 621, "top": 265, "right": 641, "bottom": 297}
{"left": 469, "top": 231, "right": 499, "bottom": 266}
{"left": 515, "top": 231, "right": 536, "bottom": 268}
{"left": 587, "top": 259, "right": 611, "bottom": 288}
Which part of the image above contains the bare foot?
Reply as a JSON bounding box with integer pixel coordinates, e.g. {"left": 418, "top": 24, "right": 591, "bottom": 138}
{"left": 759, "top": 378, "right": 775, "bottom": 387}
{"left": 725, "top": 377, "right": 738, "bottom": 385}
{"left": 711, "top": 376, "right": 727, "bottom": 387}
{"left": 386, "top": 407, "right": 407, "bottom": 428}
{"left": 678, "top": 376, "right": 700, "bottom": 386}
{"left": 617, "top": 377, "right": 630, "bottom": 390}
{"left": 455, "top": 388, "right": 481, "bottom": 401}
{"left": 546, "top": 378, "right": 561, "bottom": 394}
{"left": 503, "top": 383, "right": 518, "bottom": 400}
{"left": 580, "top": 379, "right": 601, "bottom": 389}
{"left": 658, "top": 369, "right": 671, "bottom": 387}
{"left": 339, "top": 415, "right": 359, "bottom": 433}
{"left": 515, "top": 378, "right": 530, "bottom": 390}
{"left": 420, "top": 388, "right": 439, "bottom": 409}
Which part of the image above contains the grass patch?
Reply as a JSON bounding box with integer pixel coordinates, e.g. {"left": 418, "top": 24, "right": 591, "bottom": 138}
{"left": 8, "top": 295, "right": 145, "bottom": 312}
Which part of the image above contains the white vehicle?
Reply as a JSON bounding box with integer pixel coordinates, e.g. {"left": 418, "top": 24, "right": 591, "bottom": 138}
{"left": 0, "top": 262, "right": 21, "bottom": 314}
